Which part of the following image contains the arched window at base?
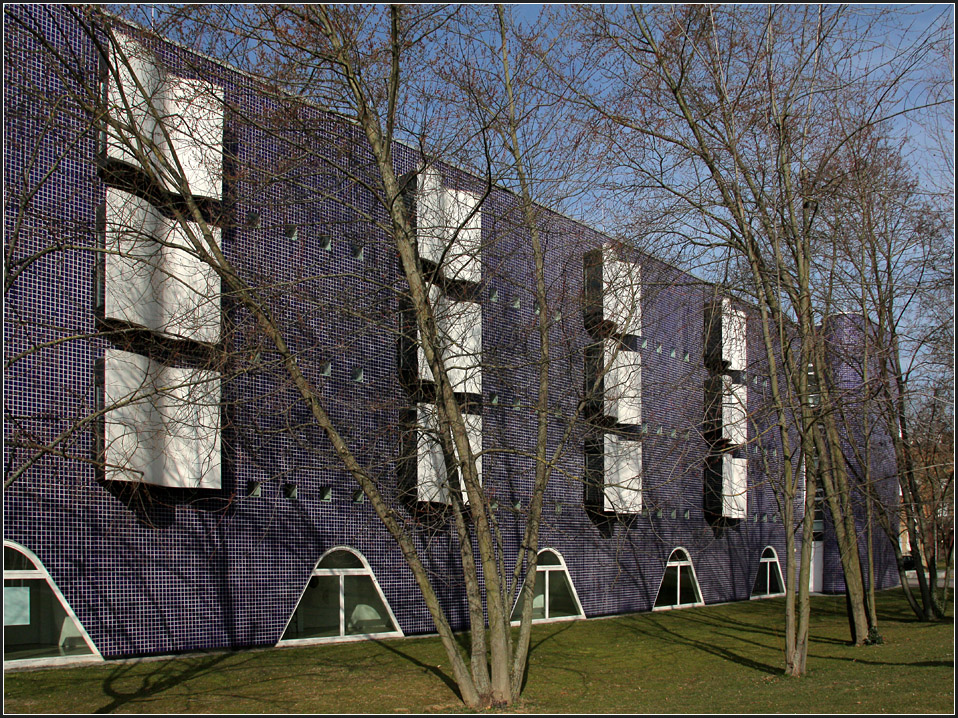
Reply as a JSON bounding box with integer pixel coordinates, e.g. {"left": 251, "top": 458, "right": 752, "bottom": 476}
{"left": 653, "top": 548, "right": 704, "bottom": 610}
{"left": 511, "top": 549, "right": 585, "bottom": 623}
{"left": 751, "top": 546, "right": 786, "bottom": 598}
{"left": 280, "top": 547, "right": 403, "bottom": 644}
{"left": 3, "top": 541, "right": 100, "bottom": 664}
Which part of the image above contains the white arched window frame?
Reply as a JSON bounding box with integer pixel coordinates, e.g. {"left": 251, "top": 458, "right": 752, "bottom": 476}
{"left": 510, "top": 549, "right": 585, "bottom": 624}
{"left": 653, "top": 547, "right": 704, "bottom": 610}
{"left": 278, "top": 546, "right": 403, "bottom": 645}
{"left": 751, "top": 546, "right": 786, "bottom": 598}
{"left": 3, "top": 540, "right": 101, "bottom": 666}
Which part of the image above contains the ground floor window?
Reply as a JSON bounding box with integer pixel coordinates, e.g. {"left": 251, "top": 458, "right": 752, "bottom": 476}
{"left": 751, "top": 546, "right": 786, "bottom": 598}
{"left": 3, "top": 541, "right": 98, "bottom": 661}
{"left": 280, "top": 547, "right": 402, "bottom": 642}
{"left": 511, "top": 549, "right": 584, "bottom": 622}
{"left": 653, "top": 548, "right": 703, "bottom": 609}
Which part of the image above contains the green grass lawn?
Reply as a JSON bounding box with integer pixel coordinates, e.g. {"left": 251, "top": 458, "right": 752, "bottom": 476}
{"left": 4, "top": 589, "right": 953, "bottom": 714}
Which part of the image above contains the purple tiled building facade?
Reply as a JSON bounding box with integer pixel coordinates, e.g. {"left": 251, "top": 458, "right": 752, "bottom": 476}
{"left": 4, "top": 6, "right": 899, "bottom": 663}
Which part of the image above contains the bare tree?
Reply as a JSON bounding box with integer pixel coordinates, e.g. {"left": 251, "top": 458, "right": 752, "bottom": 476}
{"left": 820, "top": 134, "right": 953, "bottom": 621}
{"left": 4, "top": 4, "right": 646, "bottom": 706}
{"left": 552, "top": 3, "right": 950, "bottom": 670}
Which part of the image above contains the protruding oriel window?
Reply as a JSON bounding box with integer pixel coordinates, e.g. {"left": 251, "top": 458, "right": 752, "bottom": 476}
{"left": 511, "top": 549, "right": 585, "bottom": 623}
{"left": 751, "top": 547, "right": 786, "bottom": 598}
{"left": 653, "top": 548, "right": 704, "bottom": 609}
{"left": 416, "top": 168, "right": 482, "bottom": 284}
{"left": 3, "top": 542, "right": 100, "bottom": 663}
{"left": 280, "top": 548, "right": 402, "bottom": 643}
{"left": 104, "top": 33, "right": 225, "bottom": 200}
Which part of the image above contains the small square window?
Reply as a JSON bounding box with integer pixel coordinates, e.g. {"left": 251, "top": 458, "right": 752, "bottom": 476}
{"left": 320, "top": 487, "right": 332, "bottom": 502}
{"left": 319, "top": 234, "right": 332, "bottom": 251}
{"left": 247, "top": 481, "right": 262, "bottom": 497}
{"left": 352, "top": 490, "right": 365, "bottom": 504}
{"left": 319, "top": 361, "right": 332, "bottom": 377}
{"left": 351, "top": 243, "right": 364, "bottom": 260}
{"left": 511, "top": 297, "right": 521, "bottom": 310}
{"left": 283, "top": 483, "right": 298, "bottom": 500}
{"left": 490, "top": 393, "right": 499, "bottom": 405}
{"left": 285, "top": 224, "right": 298, "bottom": 241}
{"left": 351, "top": 367, "right": 364, "bottom": 383}
{"left": 247, "top": 211, "right": 262, "bottom": 229}
{"left": 490, "top": 288, "right": 499, "bottom": 303}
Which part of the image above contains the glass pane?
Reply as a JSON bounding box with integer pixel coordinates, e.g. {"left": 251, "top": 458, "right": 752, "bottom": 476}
{"left": 538, "top": 550, "right": 561, "bottom": 567}
{"left": 511, "top": 579, "right": 528, "bottom": 621}
{"left": 343, "top": 576, "right": 396, "bottom": 635}
{"left": 669, "top": 548, "right": 689, "bottom": 564}
{"left": 531, "top": 571, "right": 546, "bottom": 619}
{"left": 761, "top": 547, "right": 776, "bottom": 560}
{"left": 654, "top": 566, "right": 679, "bottom": 607}
{"left": 282, "top": 575, "right": 340, "bottom": 639}
{"left": 547, "top": 570, "right": 579, "bottom": 618}
{"left": 318, "top": 550, "right": 364, "bottom": 570}
{"left": 678, "top": 565, "right": 700, "bottom": 605}
{"left": 4, "top": 579, "right": 93, "bottom": 660}
{"left": 4, "top": 546, "right": 34, "bottom": 571}
{"left": 768, "top": 560, "right": 785, "bottom": 594}
{"left": 753, "top": 563, "right": 769, "bottom": 596}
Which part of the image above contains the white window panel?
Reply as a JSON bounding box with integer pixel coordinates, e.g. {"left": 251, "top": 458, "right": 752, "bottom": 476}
{"left": 104, "top": 34, "right": 163, "bottom": 171}
{"left": 722, "top": 376, "right": 748, "bottom": 446}
{"left": 104, "top": 188, "right": 221, "bottom": 343}
{"left": 105, "top": 35, "right": 224, "bottom": 200}
{"left": 440, "top": 189, "right": 481, "bottom": 283}
{"left": 440, "top": 298, "right": 481, "bottom": 395}
{"left": 604, "top": 433, "right": 642, "bottom": 514}
{"left": 417, "top": 285, "right": 481, "bottom": 394}
{"left": 159, "top": 76, "right": 224, "bottom": 200}
{"left": 604, "top": 257, "right": 641, "bottom": 336}
{"left": 161, "top": 217, "right": 221, "bottom": 343}
{"left": 722, "top": 455, "right": 748, "bottom": 519}
{"left": 103, "top": 349, "right": 221, "bottom": 489}
{"left": 416, "top": 168, "right": 481, "bottom": 283}
{"left": 159, "top": 365, "right": 221, "bottom": 490}
{"left": 104, "top": 188, "right": 164, "bottom": 333}
{"left": 416, "top": 404, "right": 481, "bottom": 505}
{"left": 415, "top": 169, "right": 446, "bottom": 268}
{"left": 604, "top": 341, "right": 641, "bottom": 425}
{"left": 723, "top": 300, "right": 747, "bottom": 371}
{"left": 103, "top": 349, "right": 164, "bottom": 485}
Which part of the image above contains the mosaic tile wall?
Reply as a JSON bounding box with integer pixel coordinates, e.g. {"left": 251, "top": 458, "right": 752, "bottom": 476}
{"left": 4, "top": 5, "right": 900, "bottom": 659}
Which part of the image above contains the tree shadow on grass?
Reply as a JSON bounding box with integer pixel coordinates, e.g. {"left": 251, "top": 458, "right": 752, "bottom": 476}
{"left": 618, "top": 610, "right": 783, "bottom": 676}
{"left": 95, "top": 652, "right": 247, "bottom": 714}
{"left": 364, "top": 637, "right": 461, "bottom": 700}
